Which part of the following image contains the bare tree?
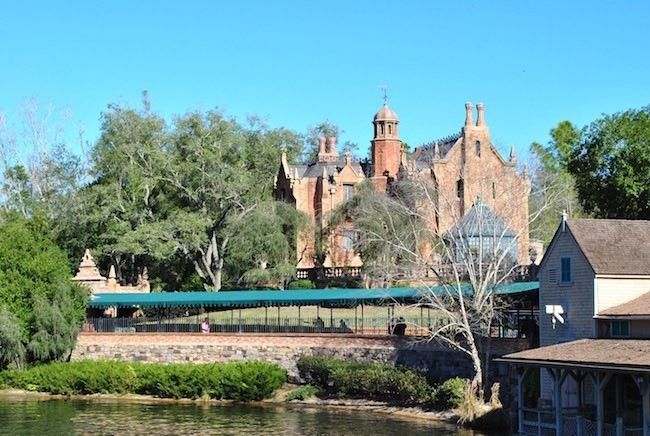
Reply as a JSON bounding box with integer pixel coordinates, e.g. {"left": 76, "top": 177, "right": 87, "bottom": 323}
{"left": 0, "top": 99, "right": 86, "bottom": 219}
{"left": 341, "top": 169, "right": 562, "bottom": 401}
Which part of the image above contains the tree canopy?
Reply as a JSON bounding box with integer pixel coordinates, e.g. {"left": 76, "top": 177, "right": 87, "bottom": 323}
{"left": 568, "top": 106, "right": 650, "bottom": 218}
{"left": 0, "top": 215, "right": 87, "bottom": 368}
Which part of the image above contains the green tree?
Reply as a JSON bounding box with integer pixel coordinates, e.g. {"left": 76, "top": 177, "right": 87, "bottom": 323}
{"left": 568, "top": 106, "right": 650, "bottom": 218}
{"left": 529, "top": 121, "right": 584, "bottom": 244}
{"left": 225, "top": 201, "right": 307, "bottom": 289}
{"left": 0, "top": 215, "right": 87, "bottom": 368}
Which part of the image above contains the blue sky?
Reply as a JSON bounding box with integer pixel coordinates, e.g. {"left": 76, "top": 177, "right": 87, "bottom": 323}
{"left": 1, "top": 1, "right": 648, "bottom": 160}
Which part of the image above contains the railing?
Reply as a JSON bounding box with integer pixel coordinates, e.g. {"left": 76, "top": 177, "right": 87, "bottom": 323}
{"left": 86, "top": 316, "right": 433, "bottom": 336}
{"left": 521, "top": 407, "right": 556, "bottom": 435}
{"left": 84, "top": 313, "right": 535, "bottom": 338}
{"left": 520, "top": 408, "right": 642, "bottom": 436}
{"left": 296, "top": 263, "right": 537, "bottom": 283}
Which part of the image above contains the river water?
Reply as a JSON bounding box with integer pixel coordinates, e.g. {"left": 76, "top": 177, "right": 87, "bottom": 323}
{"left": 0, "top": 398, "right": 486, "bottom": 435}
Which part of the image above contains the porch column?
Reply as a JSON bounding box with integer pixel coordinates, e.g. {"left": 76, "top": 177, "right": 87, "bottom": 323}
{"left": 548, "top": 368, "right": 568, "bottom": 436}
{"left": 641, "top": 376, "right": 650, "bottom": 436}
{"left": 517, "top": 367, "right": 530, "bottom": 435}
{"left": 632, "top": 374, "right": 650, "bottom": 436}
{"left": 615, "top": 375, "right": 623, "bottom": 436}
{"left": 591, "top": 372, "right": 612, "bottom": 436}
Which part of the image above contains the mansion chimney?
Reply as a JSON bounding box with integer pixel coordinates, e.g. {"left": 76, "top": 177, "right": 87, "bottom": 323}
{"left": 465, "top": 102, "right": 474, "bottom": 126}
{"left": 476, "top": 102, "right": 486, "bottom": 127}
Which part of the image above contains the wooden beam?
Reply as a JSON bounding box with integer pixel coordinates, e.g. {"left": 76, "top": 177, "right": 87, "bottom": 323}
{"left": 517, "top": 367, "right": 530, "bottom": 435}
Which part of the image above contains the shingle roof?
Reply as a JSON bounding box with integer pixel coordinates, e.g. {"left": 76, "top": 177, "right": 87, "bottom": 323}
{"left": 499, "top": 339, "right": 650, "bottom": 372}
{"left": 567, "top": 219, "right": 650, "bottom": 275}
{"left": 295, "top": 159, "right": 364, "bottom": 179}
{"left": 598, "top": 291, "right": 650, "bottom": 317}
{"left": 412, "top": 134, "right": 459, "bottom": 164}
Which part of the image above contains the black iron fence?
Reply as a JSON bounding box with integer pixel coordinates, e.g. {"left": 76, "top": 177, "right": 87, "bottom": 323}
{"left": 85, "top": 309, "right": 538, "bottom": 338}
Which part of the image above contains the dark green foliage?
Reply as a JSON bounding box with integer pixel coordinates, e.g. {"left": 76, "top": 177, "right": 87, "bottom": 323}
{"left": 296, "top": 356, "right": 433, "bottom": 405}
{"left": 0, "top": 308, "right": 25, "bottom": 369}
{"left": 287, "top": 279, "right": 315, "bottom": 289}
{"left": 435, "top": 377, "right": 469, "bottom": 409}
{"left": 285, "top": 384, "right": 321, "bottom": 401}
{"left": 0, "top": 216, "right": 88, "bottom": 368}
{"left": 568, "top": 106, "right": 650, "bottom": 219}
{"left": 0, "top": 360, "right": 287, "bottom": 401}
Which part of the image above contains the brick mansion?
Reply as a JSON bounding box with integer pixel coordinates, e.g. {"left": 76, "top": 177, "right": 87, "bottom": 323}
{"left": 274, "top": 102, "right": 532, "bottom": 279}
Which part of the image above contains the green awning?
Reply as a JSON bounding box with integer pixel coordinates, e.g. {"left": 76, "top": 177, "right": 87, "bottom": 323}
{"left": 87, "top": 281, "right": 538, "bottom": 309}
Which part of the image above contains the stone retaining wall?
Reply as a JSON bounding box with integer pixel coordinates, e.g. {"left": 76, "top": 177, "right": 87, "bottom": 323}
{"left": 72, "top": 333, "right": 530, "bottom": 404}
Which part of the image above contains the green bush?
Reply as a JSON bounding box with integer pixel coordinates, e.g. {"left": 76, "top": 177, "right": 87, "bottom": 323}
{"left": 0, "top": 360, "right": 287, "bottom": 401}
{"left": 285, "top": 384, "right": 321, "bottom": 401}
{"left": 287, "top": 279, "right": 315, "bottom": 289}
{"left": 297, "top": 356, "right": 433, "bottom": 405}
{"left": 435, "top": 377, "right": 469, "bottom": 409}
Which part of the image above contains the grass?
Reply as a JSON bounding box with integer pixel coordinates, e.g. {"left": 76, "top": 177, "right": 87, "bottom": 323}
{"left": 171, "top": 305, "right": 440, "bottom": 328}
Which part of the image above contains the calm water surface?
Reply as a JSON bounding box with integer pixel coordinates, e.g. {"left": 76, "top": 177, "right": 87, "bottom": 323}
{"left": 0, "top": 398, "right": 487, "bottom": 435}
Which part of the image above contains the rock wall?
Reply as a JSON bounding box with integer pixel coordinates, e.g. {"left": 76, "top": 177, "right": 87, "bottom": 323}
{"left": 72, "top": 333, "right": 530, "bottom": 404}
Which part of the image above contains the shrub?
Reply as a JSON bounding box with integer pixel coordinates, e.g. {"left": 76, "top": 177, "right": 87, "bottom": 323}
{"left": 435, "top": 377, "right": 469, "bottom": 410}
{"left": 287, "top": 279, "right": 315, "bottom": 289}
{"left": 0, "top": 360, "right": 287, "bottom": 401}
{"left": 296, "top": 356, "right": 433, "bottom": 405}
{"left": 285, "top": 385, "right": 321, "bottom": 401}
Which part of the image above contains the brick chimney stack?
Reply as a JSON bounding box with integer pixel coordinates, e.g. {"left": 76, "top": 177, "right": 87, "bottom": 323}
{"left": 465, "top": 102, "right": 474, "bottom": 126}
{"left": 476, "top": 102, "right": 485, "bottom": 127}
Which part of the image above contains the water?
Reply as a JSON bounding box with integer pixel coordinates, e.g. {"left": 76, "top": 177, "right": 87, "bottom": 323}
{"left": 0, "top": 398, "right": 485, "bottom": 435}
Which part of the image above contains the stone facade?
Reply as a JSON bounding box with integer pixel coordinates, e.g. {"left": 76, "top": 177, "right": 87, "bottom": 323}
{"left": 73, "top": 249, "right": 150, "bottom": 294}
{"left": 275, "top": 102, "right": 532, "bottom": 274}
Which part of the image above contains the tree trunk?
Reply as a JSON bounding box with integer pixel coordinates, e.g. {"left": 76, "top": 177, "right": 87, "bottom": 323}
{"left": 468, "top": 335, "right": 484, "bottom": 402}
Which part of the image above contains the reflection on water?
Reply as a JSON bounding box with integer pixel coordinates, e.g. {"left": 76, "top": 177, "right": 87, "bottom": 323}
{"left": 0, "top": 398, "right": 484, "bottom": 435}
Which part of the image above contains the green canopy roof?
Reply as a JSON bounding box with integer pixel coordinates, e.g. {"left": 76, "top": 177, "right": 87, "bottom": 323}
{"left": 87, "top": 281, "right": 538, "bottom": 309}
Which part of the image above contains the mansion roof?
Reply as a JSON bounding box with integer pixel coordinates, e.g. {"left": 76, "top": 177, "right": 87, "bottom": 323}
{"left": 288, "top": 158, "right": 365, "bottom": 179}
{"left": 412, "top": 133, "right": 460, "bottom": 166}
{"left": 499, "top": 339, "right": 650, "bottom": 373}
{"left": 567, "top": 219, "right": 650, "bottom": 275}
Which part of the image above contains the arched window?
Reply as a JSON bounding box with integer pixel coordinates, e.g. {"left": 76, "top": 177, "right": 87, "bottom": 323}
{"left": 492, "top": 181, "right": 496, "bottom": 199}
{"left": 388, "top": 124, "right": 392, "bottom": 135}
{"left": 456, "top": 178, "right": 464, "bottom": 199}
{"left": 380, "top": 123, "right": 384, "bottom": 135}
{"left": 475, "top": 141, "right": 481, "bottom": 157}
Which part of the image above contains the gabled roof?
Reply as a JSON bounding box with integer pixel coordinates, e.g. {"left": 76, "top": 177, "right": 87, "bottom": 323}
{"left": 446, "top": 199, "right": 516, "bottom": 238}
{"left": 498, "top": 338, "right": 650, "bottom": 373}
{"left": 598, "top": 291, "right": 650, "bottom": 318}
{"left": 566, "top": 219, "right": 650, "bottom": 275}
{"left": 298, "top": 159, "right": 364, "bottom": 179}
{"left": 413, "top": 134, "right": 460, "bottom": 164}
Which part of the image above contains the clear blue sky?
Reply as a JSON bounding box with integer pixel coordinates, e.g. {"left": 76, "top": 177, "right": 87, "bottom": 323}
{"left": 1, "top": 1, "right": 648, "bottom": 160}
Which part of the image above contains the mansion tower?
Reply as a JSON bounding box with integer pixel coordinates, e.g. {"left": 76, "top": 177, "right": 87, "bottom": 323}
{"left": 275, "top": 102, "right": 531, "bottom": 277}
